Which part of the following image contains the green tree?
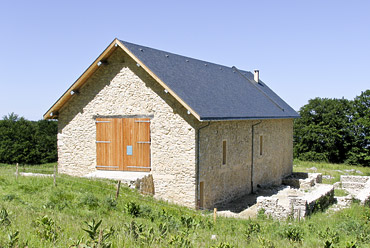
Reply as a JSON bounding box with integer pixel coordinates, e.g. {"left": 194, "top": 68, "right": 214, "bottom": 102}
{"left": 294, "top": 98, "right": 353, "bottom": 163}
{"left": 0, "top": 113, "right": 57, "bottom": 164}
{"left": 346, "top": 90, "right": 370, "bottom": 166}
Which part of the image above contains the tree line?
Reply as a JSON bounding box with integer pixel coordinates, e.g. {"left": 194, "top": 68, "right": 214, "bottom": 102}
{"left": 0, "top": 90, "right": 369, "bottom": 166}
{"left": 0, "top": 113, "right": 57, "bottom": 164}
{"left": 294, "top": 90, "right": 370, "bottom": 166}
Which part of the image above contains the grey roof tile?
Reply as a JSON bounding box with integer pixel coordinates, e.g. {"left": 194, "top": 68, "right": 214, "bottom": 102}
{"left": 120, "top": 40, "right": 299, "bottom": 120}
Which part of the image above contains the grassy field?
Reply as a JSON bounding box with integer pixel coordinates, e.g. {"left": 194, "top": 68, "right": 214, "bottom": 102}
{"left": 1, "top": 162, "right": 370, "bottom": 247}
{"left": 293, "top": 159, "right": 370, "bottom": 184}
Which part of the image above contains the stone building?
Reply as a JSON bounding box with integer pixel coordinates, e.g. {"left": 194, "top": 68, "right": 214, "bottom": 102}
{"left": 44, "top": 39, "right": 299, "bottom": 209}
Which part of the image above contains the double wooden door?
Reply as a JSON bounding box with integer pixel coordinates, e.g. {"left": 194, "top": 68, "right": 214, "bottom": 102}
{"left": 95, "top": 118, "right": 151, "bottom": 172}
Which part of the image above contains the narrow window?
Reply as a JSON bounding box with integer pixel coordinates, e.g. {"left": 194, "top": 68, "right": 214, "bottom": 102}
{"left": 222, "top": 140, "right": 227, "bottom": 165}
{"left": 199, "top": 181, "right": 204, "bottom": 208}
{"left": 259, "top": 135, "right": 263, "bottom": 156}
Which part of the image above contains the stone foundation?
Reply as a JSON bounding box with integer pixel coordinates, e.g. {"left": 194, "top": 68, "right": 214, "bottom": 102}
{"left": 282, "top": 172, "right": 322, "bottom": 189}
{"left": 338, "top": 175, "right": 370, "bottom": 206}
{"left": 258, "top": 173, "right": 334, "bottom": 220}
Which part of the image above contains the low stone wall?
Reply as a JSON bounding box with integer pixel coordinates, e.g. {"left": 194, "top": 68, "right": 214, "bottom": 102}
{"left": 258, "top": 173, "right": 334, "bottom": 220}
{"left": 282, "top": 172, "right": 322, "bottom": 189}
{"left": 335, "top": 196, "right": 353, "bottom": 207}
{"left": 341, "top": 175, "right": 370, "bottom": 183}
{"left": 257, "top": 195, "right": 293, "bottom": 219}
{"left": 339, "top": 175, "right": 370, "bottom": 205}
{"left": 303, "top": 184, "right": 334, "bottom": 216}
{"left": 257, "top": 185, "right": 334, "bottom": 220}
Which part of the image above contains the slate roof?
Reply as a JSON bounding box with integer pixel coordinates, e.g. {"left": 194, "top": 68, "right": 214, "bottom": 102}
{"left": 120, "top": 40, "right": 299, "bottom": 121}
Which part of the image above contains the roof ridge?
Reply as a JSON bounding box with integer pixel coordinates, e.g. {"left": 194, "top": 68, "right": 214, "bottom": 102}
{"left": 119, "top": 40, "right": 239, "bottom": 72}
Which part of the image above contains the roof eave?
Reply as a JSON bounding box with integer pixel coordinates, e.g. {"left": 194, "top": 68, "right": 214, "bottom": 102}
{"left": 199, "top": 115, "right": 300, "bottom": 121}
{"left": 44, "top": 39, "right": 202, "bottom": 121}
{"left": 43, "top": 38, "right": 120, "bottom": 120}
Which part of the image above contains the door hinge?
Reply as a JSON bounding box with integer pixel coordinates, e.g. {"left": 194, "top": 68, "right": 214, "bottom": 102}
{"left": 127, "top": 166, "right": 150, "bottom": 169}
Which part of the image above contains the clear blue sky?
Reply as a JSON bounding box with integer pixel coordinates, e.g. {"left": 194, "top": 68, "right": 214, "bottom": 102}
{"left": 0, "top": 0, "right": 369, "bottom": 120}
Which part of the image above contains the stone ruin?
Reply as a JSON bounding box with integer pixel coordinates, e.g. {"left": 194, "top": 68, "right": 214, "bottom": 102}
{"left": 256, "top": 173, "right": 370, "bottom": 220}
{"left": 333, "top": 175, "right": 370, "bottom": 207}
{"left": 257, "top": 173, "right": 334, "bottom": 220}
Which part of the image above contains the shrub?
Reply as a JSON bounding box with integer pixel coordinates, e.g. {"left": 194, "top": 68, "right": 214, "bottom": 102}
{"left": 158, "top": 222, "right": 169, "bottom": 238}
{"left": 0, "top": 113, "right": 57, "bottom": 164}
{"left": 104, "top": 196, "right": 117, "bottom": 210}
{"left": 257, "top": 208, "right": 266, "bottom": 219}
{"left": 345, "top": 240, "right": 357, "bottom": 248}
{"left": 318, "top": 227, "right": 339, "bottom": 245}
{"left": 158, "top": 210, "right": 180, "bottom": 229}
{"left": 180, "top": 215, "right": 200, "bottom": 229}
{"left": 281, "top": 224, "right": 304, "bottom": 242}
{"left": 257, "top": 235, "right": 275, "bottom": 248}
{"left": 33, "top": 215, "right": 60, "bottom": 242}
{"left": 139, "top": 204, "right": 153, "bottom": 219}
{"left": 80, "top": 219, "right": 114, "bottom": 248}
{"left": 0, "top": 207, "right": 11, "bottom": 227}
{"left": 210, "top": 242, "right": 234, "bottom": 248}
{"left": 80, "top": 194, "right": 99, "bottom": 209}
{"left": 245, "top": 220, "right": 260, "bottom": 240}
{"left": 7, "top": 230, "right": 19, "bottom": 248}
{"left": 169, "top": 234, "right": 192, "bottom": 248}
{"left": 2, "top": 194, "right": 16, "bottom": 202}
{"left": 124, "top": 220, "right": 144, "bottom": 240}
{"left": 124, "top": 201, "right": 141, "bottom": 217}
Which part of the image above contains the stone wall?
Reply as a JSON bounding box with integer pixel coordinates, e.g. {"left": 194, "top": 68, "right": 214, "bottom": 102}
{"left": 257, "top": 184, "right": 334, "bottom": 220}
{"left": 252, "top": 119, "right": 294, "bottom": 188}
{"left": 199, "top": 119, "right": 294, "bottom": 209}
{"left": 57, "top": 48, "right": 198, "bottom": 207}
{"left": 338, "top": 175, "right": 370, "bottom": 205}
{"left": 56, "top": 46, "right": 295, "bottom": 209}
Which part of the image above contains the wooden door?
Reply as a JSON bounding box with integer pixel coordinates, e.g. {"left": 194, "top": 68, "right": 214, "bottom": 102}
{"left": 96, "top": 118, "right": 122, "bottom": 170}
{"left": 96, "top": 118, "right": 150, "bottom": 172}
{"left": 123, "top": 118, "right": 151, "bottom": 172}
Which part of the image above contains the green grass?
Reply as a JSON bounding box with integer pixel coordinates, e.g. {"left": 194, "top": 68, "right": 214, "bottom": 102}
{"left": 293, "top": 159, "right": 370, "bottom": 184}
{"left": 334, "top": 189, "right": 349, "bottom": 197}
{"left": 1, "top": 162, "right": 370, "bottom": 247}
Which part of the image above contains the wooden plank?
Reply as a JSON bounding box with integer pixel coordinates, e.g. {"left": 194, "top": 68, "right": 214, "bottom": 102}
{"left": 122, "top": 118, "right": 150, "bottom": 172}
{"left": 116, "top": 118, "right": 124, "bottom": 171}
{"left": 122, "top": 118, "right": 132, "bottom": 170}
{"left": 141, "top": 118, "right": 151, "bottom": 169}
{"left": 96, "top": 118, "right": 107, "bottom": 169}
{"left": 112, "top": 118, "right": 122, "bottom": 171}
{"left": 135, "top": 118, "right": 151, "bottom": 171}
{"left": 97, "top": 117, "right": 151, "bottom": 172}
{"left": 96, "top": 118, "right": 120, "bottom": 171}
